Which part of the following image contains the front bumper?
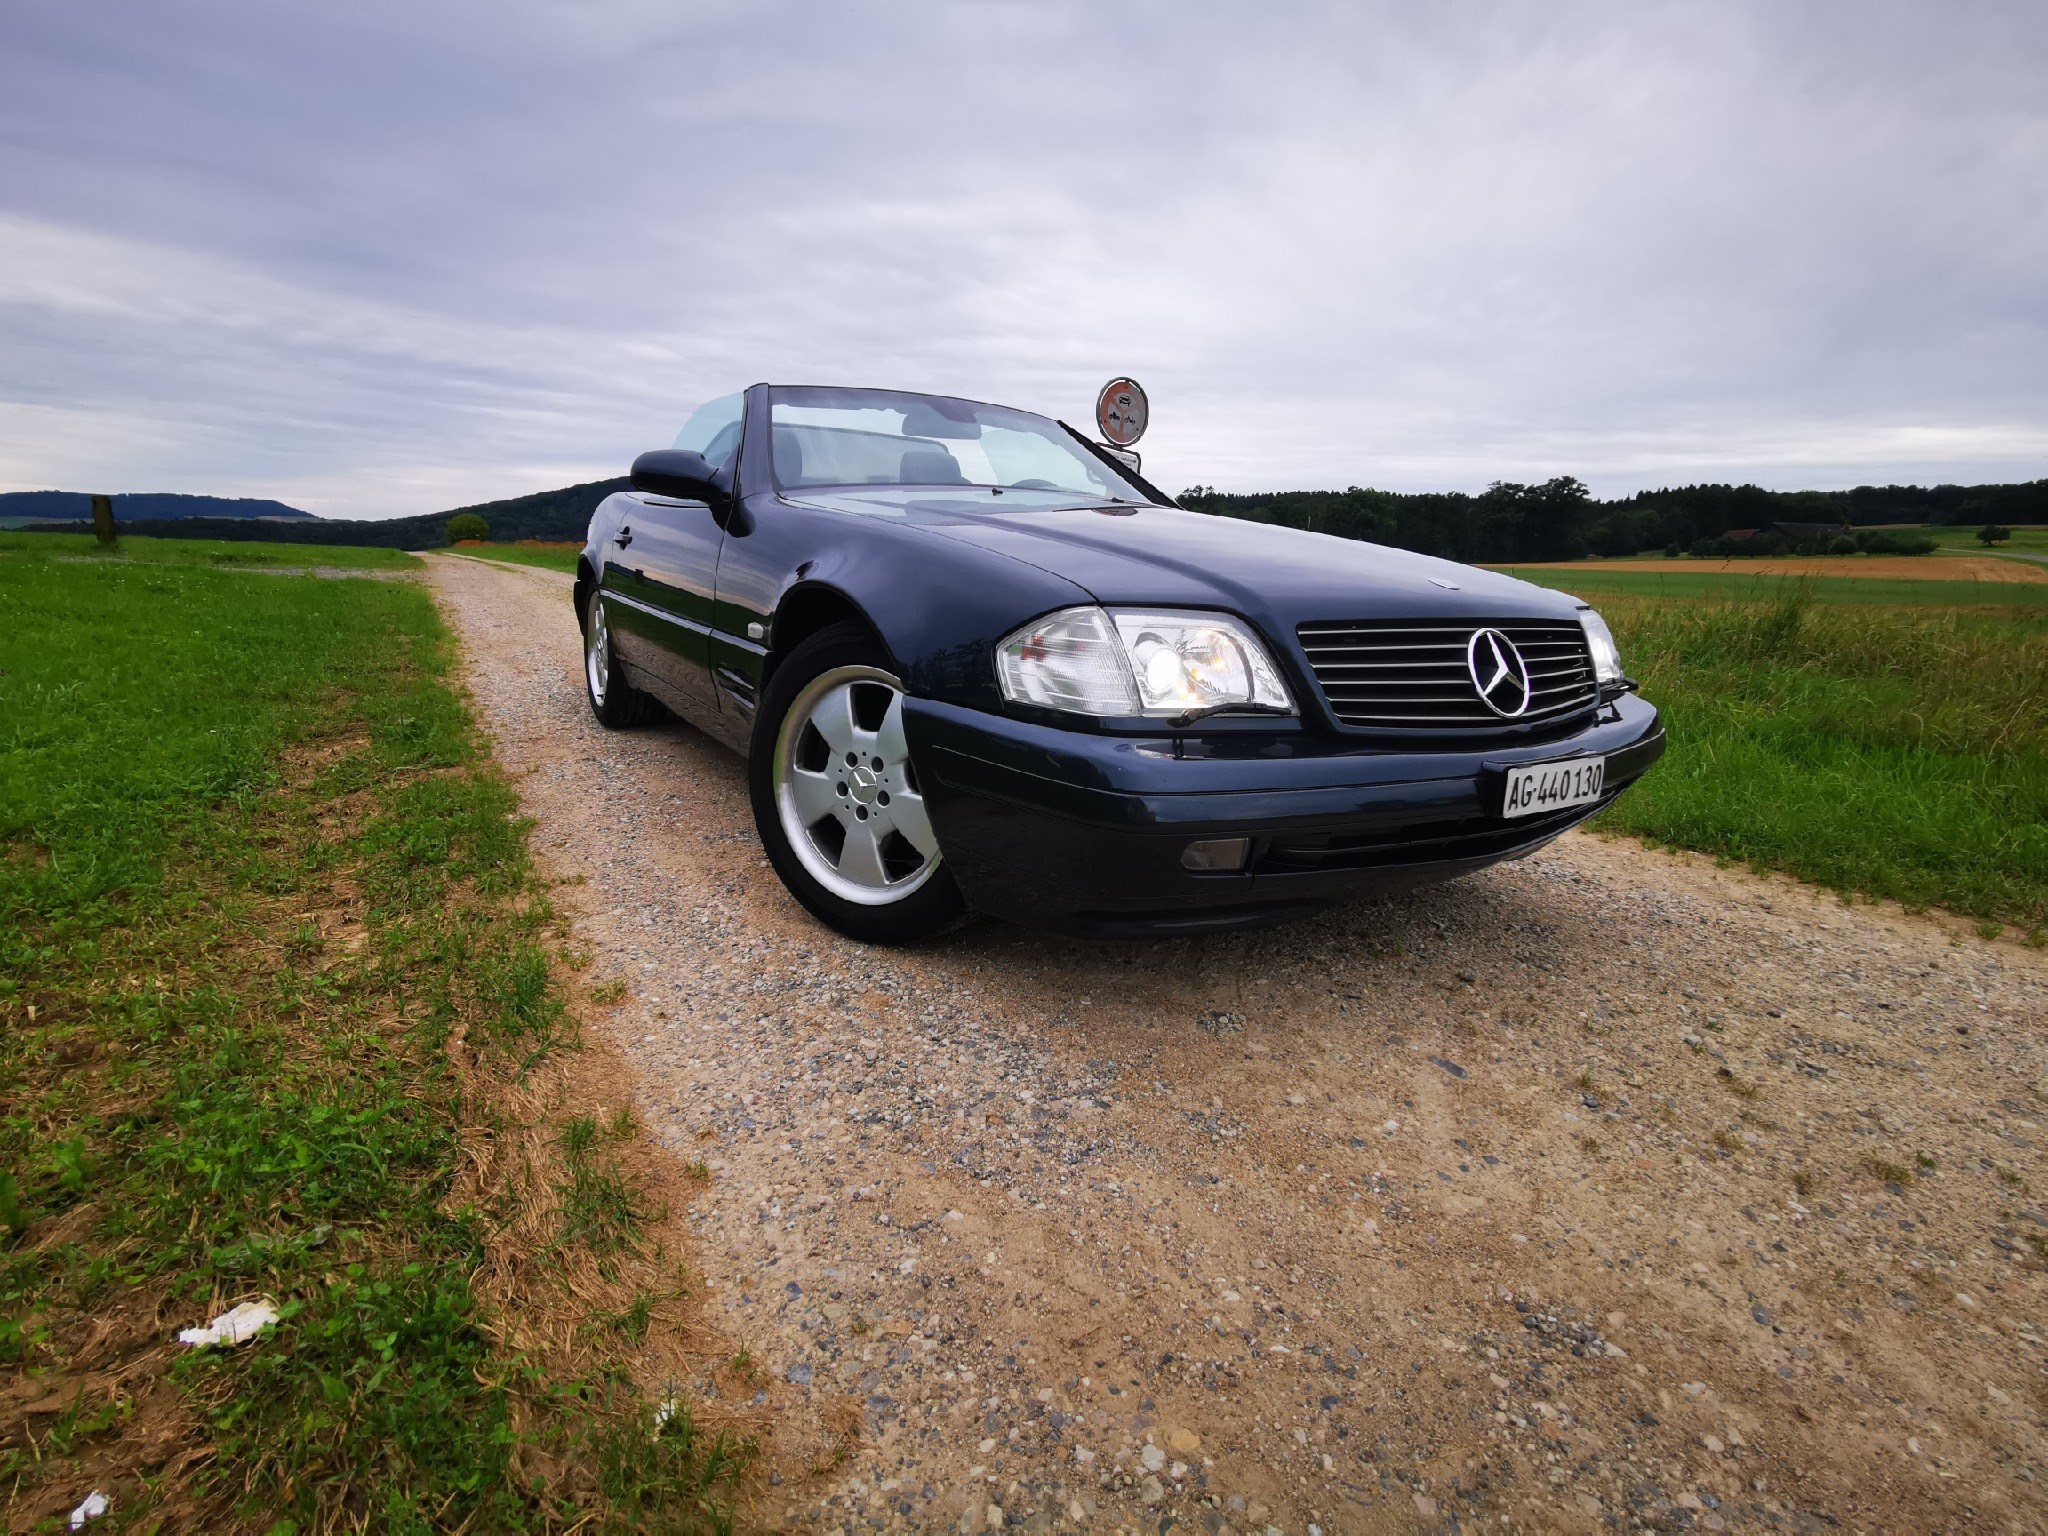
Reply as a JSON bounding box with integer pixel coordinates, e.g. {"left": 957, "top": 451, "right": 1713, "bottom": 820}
{"left": 905, "top": 694, "right": 1665, "bottom": 937}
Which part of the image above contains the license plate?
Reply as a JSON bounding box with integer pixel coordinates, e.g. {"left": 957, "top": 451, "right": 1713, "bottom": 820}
{"left": 1501, "top": 755, "right": 1606, "bottom": 819}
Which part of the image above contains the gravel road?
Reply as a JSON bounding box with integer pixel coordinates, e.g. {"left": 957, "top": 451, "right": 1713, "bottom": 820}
{"left": 430, "top": 555, "right": 2047, "bottom": 1534}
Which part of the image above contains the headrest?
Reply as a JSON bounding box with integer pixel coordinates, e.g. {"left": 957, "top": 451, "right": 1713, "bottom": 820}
{"left": 899, "top": 447, "right": 967, "bottom": 485}
{"left": 772, "top": 425, "right": 806, "bottom": 485}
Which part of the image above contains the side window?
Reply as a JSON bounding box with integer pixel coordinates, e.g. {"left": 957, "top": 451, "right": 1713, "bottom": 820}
{"left": 674, "top": 392, "right": 745, "bottom": 472}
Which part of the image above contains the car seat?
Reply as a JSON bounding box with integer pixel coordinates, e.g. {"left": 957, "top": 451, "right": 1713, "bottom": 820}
{"left": 773, "top": 426, "right": 807, "bottom": 486}
{"left": 899, "top": 446, "right": 968, "bottom": 485}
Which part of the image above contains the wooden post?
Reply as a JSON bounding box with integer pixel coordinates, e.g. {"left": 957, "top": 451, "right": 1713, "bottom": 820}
{"left": 90, "top": 494, "right": 116, "bottom": 549}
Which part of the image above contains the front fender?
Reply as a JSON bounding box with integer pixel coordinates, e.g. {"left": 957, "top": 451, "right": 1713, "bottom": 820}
{"left": 719, "top": 496, "right": 1094, "bottom": 717}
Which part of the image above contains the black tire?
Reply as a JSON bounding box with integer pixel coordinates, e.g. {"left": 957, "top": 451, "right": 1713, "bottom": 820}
{"left": 749, "top": 622, "right": 971, "bottom": 944}
{"left": 583, "top": 589, "right": 661, "bottom": 728}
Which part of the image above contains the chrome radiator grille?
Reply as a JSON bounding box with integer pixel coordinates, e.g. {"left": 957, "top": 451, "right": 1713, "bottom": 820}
{"left": 1296, "top": 618, "right": 1598, "bottom": 730}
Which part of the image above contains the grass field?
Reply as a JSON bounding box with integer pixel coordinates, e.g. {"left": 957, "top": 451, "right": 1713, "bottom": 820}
{"left": 1494, "top": 565, "right": 2048, "bottom": 607}
{"left": 1593, "top": 592, "right": 2047, "bottom": 933}
{"left": 0, "top": 530, "right": 421, "bottom": 571}
{"left": 0, "top": 543, "right": 740, "bottom": 1529}
{"left": 1918, "top": 523, "right": 2048, "bottom": 555}
{"left": 447, "top": 544, "right": 581, "bottom": 573}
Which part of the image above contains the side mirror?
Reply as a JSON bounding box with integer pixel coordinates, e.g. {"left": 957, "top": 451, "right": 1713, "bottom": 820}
{"left": 631, "top": 449, "right": 728, "bottom": 503}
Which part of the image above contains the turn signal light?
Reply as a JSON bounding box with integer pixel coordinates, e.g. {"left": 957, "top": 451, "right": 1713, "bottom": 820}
{"left": 1182, "top": 837, "right": 1250, "bottom": 872}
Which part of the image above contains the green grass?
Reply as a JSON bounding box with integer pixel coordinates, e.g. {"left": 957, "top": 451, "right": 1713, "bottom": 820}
{"left": 447, "top": 544, "right": 581, "bottom": 573}
{"left": 0, "top": 543, "right": 739, "bottom": 1529}
{"left": 1594, "top": 593, "right": 2048, "bottom": 929}
{"left": 1495, "top": 565, "right": 2048, "bottom": 607}
{"left": 0, "top": 529, "right": 422, "bottom": 571}
{"left": 555, "top": 1117, "right": 650, "bottom": 1265}
{"left": 1915, "top": 523, "right": 2048, "bottom": 555}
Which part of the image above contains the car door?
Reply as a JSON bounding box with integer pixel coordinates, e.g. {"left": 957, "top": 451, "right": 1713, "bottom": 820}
{"left": 601, "top": 495, "right": 723, "bottom": 722}
{"left": 600, "top": 394, "right": 746, "bottom": 728}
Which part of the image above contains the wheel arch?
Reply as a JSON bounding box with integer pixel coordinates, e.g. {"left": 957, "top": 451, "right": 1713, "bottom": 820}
{"left": 574, "top": 557, "right": 597, "bottom": 634}
{"left": 766, "top": 582, "right": 894, "bottom": 682}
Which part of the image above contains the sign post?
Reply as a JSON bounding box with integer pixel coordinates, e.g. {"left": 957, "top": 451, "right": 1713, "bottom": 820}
{"left": 1094, "top": 378, "right": 1149, "bottom": 474}
{"left": 1095, "top": 378, "right": 1148, "bottom": 446}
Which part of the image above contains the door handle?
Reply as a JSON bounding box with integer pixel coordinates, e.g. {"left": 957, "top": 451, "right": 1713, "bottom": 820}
{"left": 614, "top": 526, "right": 633, "bottom": 547}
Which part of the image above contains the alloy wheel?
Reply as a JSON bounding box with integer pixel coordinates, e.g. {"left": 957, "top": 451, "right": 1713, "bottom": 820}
{"left": 586, "top": 598, "right": 611, "bottom": 704}
{"left": 772, "top": 665, "right": 940, "bottom": 906}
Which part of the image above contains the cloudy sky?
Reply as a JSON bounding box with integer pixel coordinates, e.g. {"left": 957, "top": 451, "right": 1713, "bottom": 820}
{"left": 2, "top": 0, "right": 2044, "bottom": 519}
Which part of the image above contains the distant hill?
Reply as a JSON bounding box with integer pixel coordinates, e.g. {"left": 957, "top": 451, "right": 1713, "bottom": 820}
{"left": 432, "top": 477, "right": 633, "bottom": 543}
{"left": 0, "top": 490, "right": 316, "bottom": 522}
{"left": 13, "top": 477, "right": 631, "bottom": 551}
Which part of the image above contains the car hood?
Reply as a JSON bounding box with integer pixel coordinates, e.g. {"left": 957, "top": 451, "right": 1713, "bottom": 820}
{"left": 783, "top": 490, "right": 1583, "bottom": 624}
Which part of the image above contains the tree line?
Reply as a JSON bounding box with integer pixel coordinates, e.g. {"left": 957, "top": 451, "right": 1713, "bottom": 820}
{"left": 1176, "top": 478, "right": 2048, "bottom": 564}
{"left": 23, "top": 471, "right": 2044, "bottom": 560}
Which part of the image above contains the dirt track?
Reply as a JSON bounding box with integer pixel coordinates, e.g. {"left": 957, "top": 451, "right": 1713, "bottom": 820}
{"left": 430, "top": 555, "right": 2048, "bottom": 1535}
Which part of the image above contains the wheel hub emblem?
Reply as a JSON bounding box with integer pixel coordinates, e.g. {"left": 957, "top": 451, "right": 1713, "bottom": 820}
{"left": 1466, "top": 629, "right": 1532, "bottom": 717}
{"left": 847, "top": 765, "right": 880, "bottom": 804}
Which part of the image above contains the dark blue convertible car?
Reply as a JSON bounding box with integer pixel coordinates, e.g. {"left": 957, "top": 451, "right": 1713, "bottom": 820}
{"left": 576, "top": 385, "right": 1663, "bottom": 942}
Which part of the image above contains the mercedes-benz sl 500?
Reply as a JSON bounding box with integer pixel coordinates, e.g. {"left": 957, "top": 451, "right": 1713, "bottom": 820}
{"left": 575, "top": 384, "right": 1664, "bottom": 943}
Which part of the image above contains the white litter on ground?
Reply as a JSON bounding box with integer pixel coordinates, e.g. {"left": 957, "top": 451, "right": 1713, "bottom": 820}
{"left": 176, "top": 1299, "right": 279, "bottom": 1348}
{"left": 68, "top": 1491, "right": 108, "bottom": 1528}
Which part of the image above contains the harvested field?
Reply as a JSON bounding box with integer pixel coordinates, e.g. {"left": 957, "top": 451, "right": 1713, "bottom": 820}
{"left": 1494, "top": 555, "right": 2047, "bottom": 583}
{"left": 430, "top": 554, "right": 2048, "bottom": 1535}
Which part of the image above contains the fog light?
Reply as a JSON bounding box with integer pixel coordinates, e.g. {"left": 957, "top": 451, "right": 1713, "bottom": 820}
{"left": 1182, "top": 837, "right": 1250, "bottom": 872}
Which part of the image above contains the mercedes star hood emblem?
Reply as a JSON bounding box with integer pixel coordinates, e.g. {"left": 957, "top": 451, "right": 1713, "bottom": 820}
{"left": 1467, "top": 629, "right": 1532, "bottom": 717}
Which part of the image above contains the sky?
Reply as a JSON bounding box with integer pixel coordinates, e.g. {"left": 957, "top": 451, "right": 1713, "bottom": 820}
{"left": 1, "top": 0, "right": 2044, "bottom": 520}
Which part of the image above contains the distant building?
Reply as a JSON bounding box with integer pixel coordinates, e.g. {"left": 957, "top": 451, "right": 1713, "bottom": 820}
{"left": 1722, "top": 521, "right": 1850, "bottom": 543}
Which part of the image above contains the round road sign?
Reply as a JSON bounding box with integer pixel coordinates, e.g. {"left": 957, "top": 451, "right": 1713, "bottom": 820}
{"left": 1095, "top": 377, "right": 1148, "bottom": 447}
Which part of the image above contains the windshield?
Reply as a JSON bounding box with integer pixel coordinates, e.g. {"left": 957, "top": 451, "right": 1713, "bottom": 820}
{"left": 767, "top": 386, "right": 1148, "bottom": 502}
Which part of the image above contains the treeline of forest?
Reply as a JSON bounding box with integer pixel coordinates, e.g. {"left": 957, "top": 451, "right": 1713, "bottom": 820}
{"left": 24, "top": 472, "right": 2045, "bottom": 561}
{"left": 1177, "top": 478, "right": 2048, "bottom": 564}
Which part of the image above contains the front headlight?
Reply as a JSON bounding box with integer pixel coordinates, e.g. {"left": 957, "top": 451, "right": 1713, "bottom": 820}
{"left": 1579, "top": 607, "right": 1625, "bottom": 688}
{"left": 992, "top": 607, "right": 1137, "bottom": 714}
{"left": 996, "top": 606, "right": 1294, "bottom": 719}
